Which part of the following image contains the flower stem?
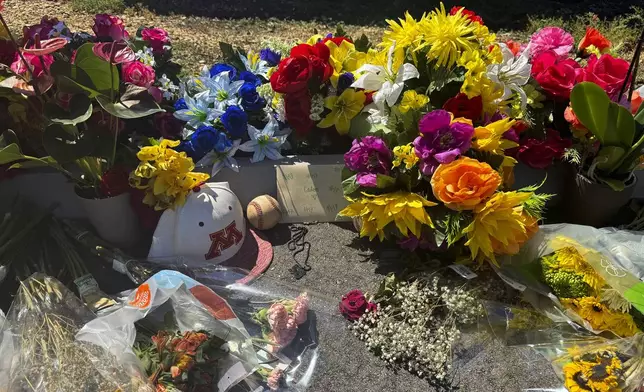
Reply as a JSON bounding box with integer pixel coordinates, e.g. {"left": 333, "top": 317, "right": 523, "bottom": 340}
{"left": 109, "top": 44, "right": 118, "bottom": 169}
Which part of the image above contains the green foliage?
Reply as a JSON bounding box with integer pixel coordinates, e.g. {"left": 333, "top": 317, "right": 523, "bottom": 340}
{"left": 71, "top": 0, "right": 124, "bottom": 13}
{"left": 96, "top": 85, "right": 164, "bottom": 119}
{"left": 354, "top": 34, "right": 372, "bottom": 53}
{"left": 342, "top": 174, "right": 359, "bottom": 196}
{"left": 437, "top": 211, "right": 471, "bottom": 247}
{"left": 540, "top": 253, "right": 592, "bottom": 298}
{"left": 522, "top": 193, "right": 553, "bottom": 220}
{"left": 218, "top": 42, "right": 247, "bottom": 71}
{"left": 45, "top": 95, "right": 93, "bottom": 126}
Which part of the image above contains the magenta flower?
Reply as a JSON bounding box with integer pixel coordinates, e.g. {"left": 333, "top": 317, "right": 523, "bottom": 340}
{"left": 344, "top": 136, "right": 392, "bottom": 187}
{"left": 122, "top": 61, "right": 156, "bottom": 88}
{"left": 92, "top": 41, "right": 136, "bottom": 64}
{"left": 529, "top": 27, "right": 574, "bottom": 58}
{"left": 141, "top": 27, "right": 170, "bottom": 54}
{"left": 93, "top": 14, "right": 129, "bottom": 41}
{"left": 413, "top": 109, "right": 474, "bottom": 176}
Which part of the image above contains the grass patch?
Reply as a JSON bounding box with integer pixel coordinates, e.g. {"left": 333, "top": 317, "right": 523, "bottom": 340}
{"left": 71, "top": 0, "right": 125, "bottom": 14}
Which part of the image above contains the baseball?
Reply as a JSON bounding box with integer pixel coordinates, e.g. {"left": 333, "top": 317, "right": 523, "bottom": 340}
{"left": 247, "top": 195, "right": 282, "bottom": 230}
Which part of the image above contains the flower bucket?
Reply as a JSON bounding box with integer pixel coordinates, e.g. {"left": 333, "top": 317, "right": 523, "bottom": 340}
{"left": 76, "top": 191, "right": 141, "bottom": 248}
{"left": 562, "top": 171, "right": 636, "bottom": 228}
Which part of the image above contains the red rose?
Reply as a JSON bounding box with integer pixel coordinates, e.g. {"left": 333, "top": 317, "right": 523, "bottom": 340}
{"left": 532, "top": 51, "right": 580, "bottom": 100}
{"left": 577, "top": 54, "right": 629, "bottom": 98}
{"left": 141, "top": 27, "right": 170, "bottom": 54}
{"left": 290, "top": 42, "right": 333, "bottom": 82}
{"left": 99, "top": 166, "right": 130, "bottom": 197}
{"left": 93, "top": 14, "right": 129, "bottom": 41}
{"left": 514, "top": 129, "right": 572, "bottom": 169}
{"left": 270, "top": 56, "right": 313, "bottom": 93}
{"left": 284, "top": 90, "right": 314, "bottom": 135}
{"left": 442, "top": 93, "right": 483, "bottom": 121}
{"left": 578, "top": 27, "right": 611, "bottom": 56}
{"left": 122, "top": 61, "right": 156, "bottom": 88}
{"left": 450, "top": 6, "right": 483, "bottom": 24}
{"left": 339, "top": 289, "right": 377, "bottom": 321}
{"left": 153, "top": 112, "right": 183, "bottom": 140}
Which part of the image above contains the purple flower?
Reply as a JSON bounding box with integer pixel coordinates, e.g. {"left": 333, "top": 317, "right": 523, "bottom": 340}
{"left": 344, "top": 136, "right": 392, "bottom": 187}
{"left": 260, "top": 48, "right": 281, "bottom": 67}
{"left": 337, "top": 72, "right": 355, "bottom": 93}
{"left": 413, "top": 110, "right": 474, "bottom": 176}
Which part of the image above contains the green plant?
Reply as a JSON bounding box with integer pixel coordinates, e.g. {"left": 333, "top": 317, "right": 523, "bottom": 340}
{"left": 71, "top": 0, "right": 125, "bottom": 13}
{"left": 570, "top": 82, "right": 644, "bottom": 190}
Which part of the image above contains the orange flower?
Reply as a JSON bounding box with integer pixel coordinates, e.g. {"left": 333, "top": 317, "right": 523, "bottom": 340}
{"left": 632, "top": 88, "right": 643, "bottom": 115}
{"left": 505, "top": 40, "right": 521, "bottom": 56}
{"left": 578, "top": 27, "right": 611, "bottom": 55}
{"left": 564, "top": 106, "right": 588, "bottom": 138}
{"left": 491, "top": 212, "right": 538, "bottom": 255}
{"left": 430, "top": 157, "right": 502, "bottom": 210}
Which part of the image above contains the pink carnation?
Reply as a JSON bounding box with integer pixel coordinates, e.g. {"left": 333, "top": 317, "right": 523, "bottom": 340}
{"left": 122, "top": 61, "right": 156, "bottom": 88}
{"left": 529, "top": 27, "right": 574, "bottom": 58}
{"left": 267, "top": 368, "right": 284, "bottom": 391}
{"left": 293, "top": 293, "right": 309, "bottom": 325}
{"left": 267, "top": 303, "right": 289, "bottom": 332}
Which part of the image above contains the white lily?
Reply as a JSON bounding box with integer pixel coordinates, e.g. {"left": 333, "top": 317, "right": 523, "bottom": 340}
{"left": 351, "top": 42, "right": 419, "bottom": 111}
{"left": 487, "top": 43, "right": 532, "bottom": 109}
{"left": 201, "top": 139, "right": 242, "bottom": 177}
{"left": 203, "top": 71, "right": 245, "bottom": 111}
{"left": 239, "top": 117, "right": 290, "bottom": 163}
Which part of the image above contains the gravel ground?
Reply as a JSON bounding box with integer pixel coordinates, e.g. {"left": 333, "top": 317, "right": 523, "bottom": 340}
{"left": 253, "top": 222, "right": 563, "bottom": 392}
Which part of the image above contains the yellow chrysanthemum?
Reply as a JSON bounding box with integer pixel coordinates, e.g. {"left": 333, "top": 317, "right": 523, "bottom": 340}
{"left": 562, "top": 297, "right": 639, "bottom": 337}
{"left": 555, "top": 247, "right": 606, "bottom": 293}
{"left": 472, "top": 117, "right": 519, "bottom": 155}
{"left": 399, "top": 90, "right": 429, "bottom": 113}
{"left": 130, "top": 140, "right": 209, "bottom": 211}
{"left": 325, "top": 40, "right": 366, "bottom": 87}
{"left": 339, "top": 191, "right": 436, "bottom": 241}
{"left": 318, "top": 88, "right": 366, "bottom": 134}
{"left": 392, "top": 144, "right": 419, "bottom": 169}
{"left": 464, "top": 191, "right": 537, "bottom": 264}
{"left": 383, "top": 11, "right": 421, "bottom": 49}
{"left": 415, "top": 4, "right": 480, "bottom": 68}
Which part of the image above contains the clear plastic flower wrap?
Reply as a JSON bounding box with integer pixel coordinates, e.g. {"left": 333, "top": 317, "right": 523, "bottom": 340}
{"left": 496, "top": 223, "right": 644, "bottom": 338}
{"left": 528, "top": 334, "right": 644, "bottom": 392}
{"left": 0, "top": 273, "right": 151, "bottom": 392}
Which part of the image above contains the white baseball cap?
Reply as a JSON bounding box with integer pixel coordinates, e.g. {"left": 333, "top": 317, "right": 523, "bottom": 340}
{"left": 148, "top": 182, "right": 273, "bottom": 279}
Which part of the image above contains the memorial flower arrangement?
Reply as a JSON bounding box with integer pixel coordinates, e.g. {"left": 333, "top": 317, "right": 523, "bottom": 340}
{"left": 340, "top": 274, "right": 482, "bottom": 384}
{"left": 0, "top": 13, "right": 178, "bottom": 198}
{"left": 168, "top": 43, "right": 290, "bottom": 176}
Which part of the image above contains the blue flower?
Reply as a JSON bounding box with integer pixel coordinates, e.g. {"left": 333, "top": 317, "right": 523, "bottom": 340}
{"left": 209, "top": 63, "right": 237, "bottom": 79}
{"left": 238, "top": 71, "right": 261, "bottom": 87}
{"left": 175, "top": 125, "right": 232, "bottom": 162}
{"left": 259, "top": 48, "right": 281, "bottom": 67}
{"left": 174, "top": 97, "right": 188, "bottom": 111}
{"left": 337, "top": 72, "right": 355, "bottom": 93}
{"left": 220, "top": 106, "right": 248, "bottom": 139}
{"left": 239, "top": 83, "right": 266, "bottom": 112}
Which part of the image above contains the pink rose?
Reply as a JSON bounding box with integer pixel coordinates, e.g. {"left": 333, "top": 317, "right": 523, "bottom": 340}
{"left": 141, "top": 27, "right": 170, "bottom": 54}
{"left": 92, "top": 14, "right": 129, "bottom": 41}
{"left": 577, "top": 54, "right": 630, "bottom": 98}
{"left": 122, "top": 61, "right": 156, "bottom": 88}
{"left": 292, "top": 293, "right": 309, "bottom": 325}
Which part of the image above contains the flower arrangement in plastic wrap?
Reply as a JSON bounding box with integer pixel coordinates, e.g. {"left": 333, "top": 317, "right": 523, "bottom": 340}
{"left": 333, "top": 5, "right": 551, "bottom": 264}
{"left": 0, "top": 13, "right": 180, "bottom": 199}
{"left": 166, "top": 42, "right": 290, "bottom": 177}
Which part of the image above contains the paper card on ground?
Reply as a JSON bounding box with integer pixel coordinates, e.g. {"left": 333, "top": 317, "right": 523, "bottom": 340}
{"left": 276, "top": 163, "right": 349, "bottom": 223}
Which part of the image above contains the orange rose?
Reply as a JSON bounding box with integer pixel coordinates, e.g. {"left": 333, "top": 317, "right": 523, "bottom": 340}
{"left": 430, "top": 157, "right": 502, "bottom": 210}
{"left": 491, "top": 213, "right": 538, "bottom": 255}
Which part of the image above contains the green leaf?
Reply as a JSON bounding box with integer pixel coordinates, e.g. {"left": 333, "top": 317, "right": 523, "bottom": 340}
{"left": 596, "top": 145, "right": 626, "bottom": 170}
{"left": 96, "top": 84, "right": 164, "bottom": 119}
{"left": 50, "top": 60, "right": 101, "bottom": 97}
{"left": 0, "top": 143, "right": 60, "bottom": 170}
{"left": 570, "top": 82, "right": 635, "bottom": 148}
{"left": 596, "top": 175, "right": 626, "bottom": 191}
{"left": 376, "top": 174, "right": 396, "bottom": 188}
{"left": 74, "top": 43, "right": 119, "bottom": 96}
{"left": 45, "top": 94, "right": 93, "bottom": 126}
{"left": 218, "top": 42, "right": 246, "bottom": 71}
{"left": 335, "top": 25, "right": 349, "bottom": 39}
{"left": 342, "top": 174, "right": 359, "bottom": 196}
{"left": 635, "top": 101, "right": 644, "bottom": 125}
{"left": 354, "top": 34, "right": 371, "bottom": 52}
{"left": 0, "top": 143, "right": 26, "bottom": 165}
{"left": 42, "top": 124, "right": 99, "bottom": 164}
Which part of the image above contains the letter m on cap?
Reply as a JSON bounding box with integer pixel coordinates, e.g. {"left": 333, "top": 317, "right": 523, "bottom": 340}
{"left": 205, "top": 221, "right": 243, "bottom": 260}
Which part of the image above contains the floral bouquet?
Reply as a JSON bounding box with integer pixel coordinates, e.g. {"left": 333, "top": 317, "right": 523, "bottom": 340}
{"left": 166, "top": 42, "right": 290, "bottom": 177}
{"left": 135, "top": 330, "right": 227, "bottom": 392}
{"left": 499, "top": 224, "right": 644, "bottom": 338}
{"left": 252, "top": 292, "right": 310, "bottom": 354}
{"left": 339, "top": 273, "right": 482, "bottom": 383}
{"left": 0, "top": 13, "right": 179, "bottom": 198}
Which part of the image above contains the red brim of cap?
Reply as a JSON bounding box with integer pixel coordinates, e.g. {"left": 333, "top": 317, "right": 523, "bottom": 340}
{"left": 220, "top": 226, "right": 273, "bottom": 284}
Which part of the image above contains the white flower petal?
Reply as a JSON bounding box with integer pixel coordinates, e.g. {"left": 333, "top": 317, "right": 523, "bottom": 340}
{"left": 211, "top": 161, "right": 225, "bottom": 177}
{"left": 251, "top": 149, "right": 266, "bottom": 163}
{"left": 397, "top": 63, "right": 419, "bottom": 83}
{"left": 386, "top": 82, "right": 405, "bottom": 107}
{"left": 239, "top": 140, "right": 258, "bottom": 152}
{"left": 351, "top": 72, "right": 386, "bottom": 91}
{"left": 264, "top": 147, "right": 283, "bottom": 161}
{"left": 227, "top": 156, "right": 240, "bottom": 172}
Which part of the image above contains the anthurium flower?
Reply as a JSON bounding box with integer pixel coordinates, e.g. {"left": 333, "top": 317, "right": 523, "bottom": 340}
{"left": 464, "top": 191, "right": 538, "bottom": 264}
{"left": 21, "top": 37, "right": 67, "bottom": 56}
{"left": 92, "top": 41, "right": 135, "bottom": 64}
{"left": 351, "top": 43, "right": 419, "bottom": 111}
{"left": 338, "top": 191, "right": 436, "bottom": 241}
{"left": 239, "top": 117, "right": 289, "bottom": 163}
{"left": 317, "top": 88, "right": 366, "bottom": 134}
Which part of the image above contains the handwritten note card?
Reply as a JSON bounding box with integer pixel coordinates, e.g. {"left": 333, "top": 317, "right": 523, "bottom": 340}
{"left": 276, "top": 163, "right": 349, "bottom": 223}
